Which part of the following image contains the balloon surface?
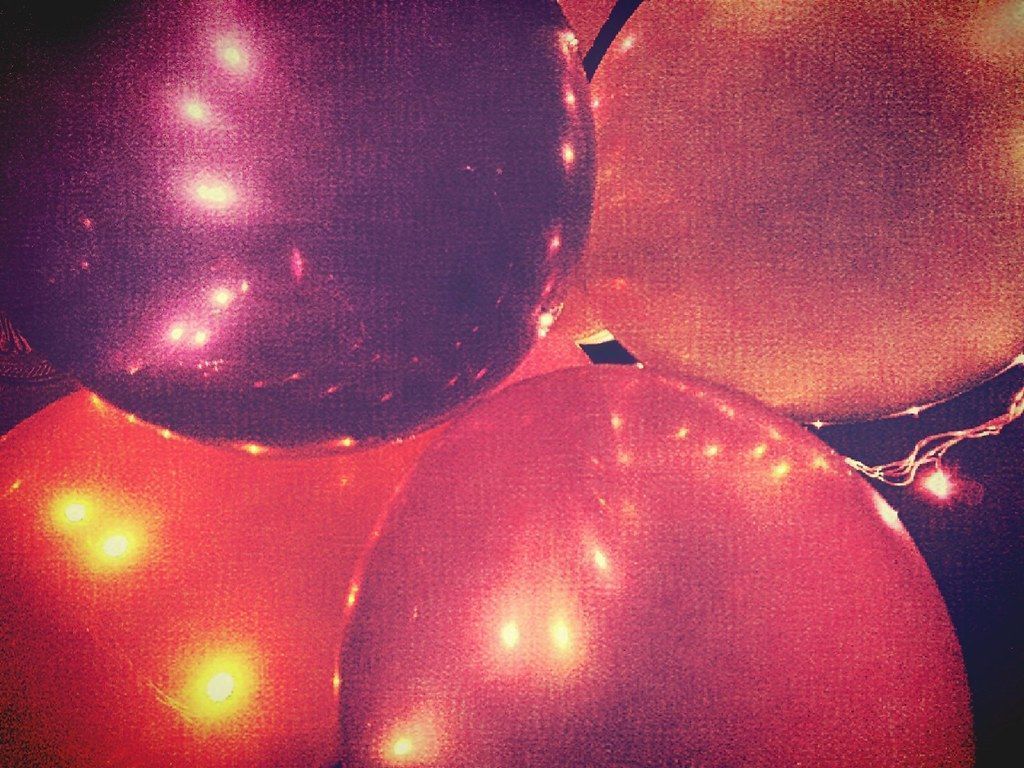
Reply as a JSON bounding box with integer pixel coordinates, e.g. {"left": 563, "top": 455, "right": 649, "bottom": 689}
{"left": 337, "top": 366, "right": 972, "bottom": 767}
{"left": 0, "top": 391, "right": 430, "bottom": 767}
{"left": 581, "top": 0, "right": 1024, "bottom": 421}
{"left": 0, "top": 0, "right": 594, "bottom": 447}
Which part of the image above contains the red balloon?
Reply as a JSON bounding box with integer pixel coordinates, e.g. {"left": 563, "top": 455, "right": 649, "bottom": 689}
{"left": 0, "top": 392, "right": 429, "bottom": 767}
{"left": 0, "top": 0, "right": 594, "bottom": 447}
{"left": 0, "top": 314, "right": 589, "bottom": 766}
{"left": 337, "top": 366, "right": 972, "bottom": 767}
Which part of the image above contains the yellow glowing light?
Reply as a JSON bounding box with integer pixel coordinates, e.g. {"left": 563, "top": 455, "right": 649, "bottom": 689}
{"left": 812, "top": 455, "right": 829, "bottom": 470}
{"left": 217, "top": 38, "right": 248, "bottom": 72}
{"left": 240, "top": 280, "right": 251, "bottom": 293}
{"left": 205, "top": 671, "right": 236, "bottom": 703}
{"left": 564, "top": 90, "right": 576, "bottom": 107}
{"left": 675, "top": 426, "right": 690, "bottom": 439}
{"left": 101, "top": 533, "right": 129, "bottom": 558}
{"left": 620, "top": 34, "right": 636, "bottom": 52}
{"left": 169, "top": 324, "right": 186, "bottom": 342}
{"left": 616, "top": 449, "right": 633, "bottom": 466}
{"left": 391, "top": 737, "right": 414, "bottom": 758}
{"left": 182, "top": 98, "right": 208, "bottom": 122}
{"left": 703, "top": 444, "right": 721, "bottom": 458}
{"left": 593, "top": 548, "right": 609, "bottom": 571}
{"left": 185, "top": 650, "right": 255, "bottom": 722}
{"left": 550, "top": 619, "right": 571, "bottom": 651}
{"left": 561, "top": 143, "right": 576, "bottom": 167}
{"left": 337, "top": 436, "right": 356, "bottom": 448}
{"left": 500, "top": 621, "right": 520, "bottom": 649}
{"left": 90, "top": 393, "right": 105, "bottom": 409}
{"left": 242, "top": 443, "right": 265, "bottom": 456}
{"left": 610, "top": 414, "right": 623, "bottom": 430}
{"left": 346, "top": 583, "right": 360, "bottom": 607}
{"left": 64, "top": 502, "right": 87, "bottom": 523}
{"left": 193, "top": 330, "right": 210, "bottom": 346}
{"left": 193, "top": 180, "right": 235, "bottom": 210}
{"left": 160, "top": 428, "right": 173, "bottom": 440}
{"left": 751, "top": 443, "right": 768, "bottom": 459}
{"left": 771, "top": 461, "right": 791, "bottom": 479}
{"left": 212, "top": 288, "right": 234, "bottom": 307}
{"left": 921, "top": 468, "right": 953, "bottom": 500}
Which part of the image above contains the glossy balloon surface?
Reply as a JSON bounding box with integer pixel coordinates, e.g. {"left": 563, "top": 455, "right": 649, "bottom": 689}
{"left": 0, "top": 391, "right": 429, "bottom": 767}
{"left": 0, "top": 0, "right": 594, "bottom": 446}
{"left": 337, "top": 366, "right": 972, "bottom": 767}
{"left": 581, "top": 0, "right": 1024, "bottom": 421}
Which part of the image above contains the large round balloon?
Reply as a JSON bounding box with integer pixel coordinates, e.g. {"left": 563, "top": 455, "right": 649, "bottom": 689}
{"left": 0, "top": 0, "right": 594, "bottom": 447}
{"left": 0, "top": 391, "right": 432, "bottom": 767}
{"left": 336, "top": 366, "right": 972, "bottom": 766}
{"left": 580, "top": 0, "right": 1024, "bottom": 421}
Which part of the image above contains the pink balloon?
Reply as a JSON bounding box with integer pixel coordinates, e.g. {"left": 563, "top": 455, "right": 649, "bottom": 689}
{"left": 337, "top": 366, "right": 972, "bottom": 767}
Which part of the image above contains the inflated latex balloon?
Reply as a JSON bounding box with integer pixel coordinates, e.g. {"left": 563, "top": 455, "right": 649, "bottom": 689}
{"left": 581, "top": 0, "right": 1024, "bottom": 421}
{"left": 337, "top": 366, "right": 972, "bottom": 767}
{"left": 0, "top": 0, "right": 594, "bottom": 447}
{"left": 0, "top": 391, "right": 431, "bottom": 767}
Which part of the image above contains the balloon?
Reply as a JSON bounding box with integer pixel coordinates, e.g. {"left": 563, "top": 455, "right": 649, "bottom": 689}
{"left": 336, "top": 366, "right": 972, "bottom": 767}
{"left": 0, "top": 0, "right": 595, "bottom": 447}
{"left": 0, "top": 391, "right": 430, "bottom": 767}
{"left": 579, "top": 0, "right": 1024, "bottom": 422}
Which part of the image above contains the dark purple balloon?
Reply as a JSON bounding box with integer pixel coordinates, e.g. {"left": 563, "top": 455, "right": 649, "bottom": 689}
{"left": 0, "top": 0, "right": 594, "bottom": 447}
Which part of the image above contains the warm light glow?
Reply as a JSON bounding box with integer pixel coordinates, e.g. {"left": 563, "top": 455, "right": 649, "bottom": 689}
{"left": 564, "top": 90, "right": 576, "bottom": 107}
{"left": 382, "top": 715, "right": 440, "bottom": 765}
{"left": 205, "top": 672, "right": 236, "bottom": 703}
{"left": 751, "top": 443, "right": 768, "bottom": 459}
{"left": 550, "top": 618, "right": 571, "bottom": 651}
{"left": 192, "top": 180, "right": 236, "bottom": 210}
{"left": 391, "top": 737, "right": 414, "bottom": 759}
{"left": 212, "top": 288, "right": 234, "bottom": 307}
{"left": 921, "top": 468, "right": 953, "bottom": 500}
{"left": 181, "top": 98, "right": 208, "bottom": 123}
{"left": 337, "top": 436, "right": 357, "bottom": 448}
{"left": 500, "top": 621, "right": 520, "bottom": 650}
{"left": 620, "top": 34, "right": 636, "bottom": 53}
{"left": 101, "top": 533, "right": 129, "bottom": 558}
{"left": 64, "top": 502, "right": 87, "bottom": 523}
{"left": 675, "top": 426, "right": 690, "bottom": 439}
{"left": 537, "top": 311, "right": 555, "bottom": 338}
{"left": 593, "top": 548, "right": 609, "bottom": 571}
{"left": 217, "top": 38, "right": 249, "bottom": 73}
{"left": 771, "top": 461, "right": 791, "bottom": 479}
{"left": 193, "top": 330, "right": 210, "bottom": 346}
{"left": 242, "top": 443, "right": 265, "bottom": 456}
{"left": 185, "top": 650, "right": 255, "bottom": 722}
{"left": 168, "top": 324, "right": 186, "bottom": 342}
{"left": 703, "top": 444, "right": 721, "bottom": 458}
{"left": 610, "top": 414, "right": 623, "bottom": 430}
{"left": 561, "top": 143, "right": 576, "bottom": 167}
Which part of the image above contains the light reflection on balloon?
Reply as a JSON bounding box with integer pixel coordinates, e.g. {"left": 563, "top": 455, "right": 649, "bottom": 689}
{"left": 337, "top": 366, "right": 972, "bottom": 767}
{"left": 0, "top": 0, "right": 594, "bottom": 448}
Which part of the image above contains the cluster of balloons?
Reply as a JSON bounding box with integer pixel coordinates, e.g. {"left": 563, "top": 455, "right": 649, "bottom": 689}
{"left": 3, "top": 0, "right": 1018, "bottom": 765}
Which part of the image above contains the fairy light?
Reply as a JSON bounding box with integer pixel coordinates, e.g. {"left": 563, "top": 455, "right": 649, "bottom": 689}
{"left": 216, "top": 37, "right": 249, "bottom": 73}
{"left": 500, "top": 621, "right": 520, "bottom": 650}
{"left": 844, "top": 359, "right": 1024, "bottom": 486}
{"left": 550, "top": 618, "right": 571, "bottom": 651}
{"left": 181, "top": 98, "right": 208, "bottom": 123}
{"left": 168, "top": 324, "right": 186, "bottom": 342}
{"left": 920, "top": 467, "right": 954, "bottom": 500}
{"left": 184, "top": 649, "right": 255, "bottom": 723}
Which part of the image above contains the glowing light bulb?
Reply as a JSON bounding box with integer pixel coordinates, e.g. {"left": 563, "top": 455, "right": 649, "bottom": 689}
{"left": 771, "top": 461, "right": 791, "bottom": 479}
{"left": 610, "top": 414, "right": 623, "bottom": 430}
{"left": 391, "top": 737, "right": 413, "bottom": 759}
{"left": 751, "top": 443, "right": 768, "bottom": 459}
{"left": 537, "top": 311, "right": 555, "bottom": 338}
{"left": 205, "top": 672, "right": 236, "bottom": 703}
{"left": 64, "top": 502, "right": 87, "bottom": 523}
{"left": 242, "top": 443, "right": 265, "bottom": 456}
{"left": 168, "top": 324, "right": 186, "bottom": 342}
{"left": 703, "top": 444, "right": 721, "bottom": 458}
{"left": 593, "top": 548, "right": 609, "bottom": 571}
{"left": 101, "top": 533, "right": 129, "bottom": 558}
{"left": 217, "top": 38, "right": 248, "bottom": 73}
{"left": 564, "top": 90, "right": 576, "bottom": 107}
{"left": 500, "top": 621, "right": 520, "bottom": 650}
{"left": 620, "top": 35, "right": 636, "bottom": 53}
{"left": 193, "top": 330, "right": 210, "bottom": 346}
{"left": 192, "top": 180, "right": 235, "bottom": 210}
{"left": 212, "top": 288, "right": 234, "bottom": 307}
{"left": 921, "top": 468, "right": 953, "bottom": 500}
{"left": 181, "top": 98, "right": 208, "bottom": 123}
{"left": 561, "top": 143, "right": 576, "bottom": 168}
{"left": 550, "top": 619, "right": 571, "bottom": 651}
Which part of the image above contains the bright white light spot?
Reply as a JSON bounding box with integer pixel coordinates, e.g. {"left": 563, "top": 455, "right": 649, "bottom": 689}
{"left": 391, "top": 737, "right": 413, "bottom": 758}
{"left": 500, "top": 621, "right": 520, "bottom": 649}
{"left": 212, "top": 288, "right": 234, "bottom": 307}
{"left": 771, "top": 461, "right": 791, "bottom": 479}
{"left": 550, "top": 619, "right": 571, "bottom": 651}
{"left": 64, "top": 502, "right": 87, "bottom": 523}
{"left": 751, "top": 443, "right": 767, "bottom": 459}
{"left": 593, "top": 548, "right": 609, "bottom": 571}
{"left": 193, "top": 180, "right": 235, "bottom": 210}
{"left": 675, "top": 426, "right": 689, "bottom": 439}
{"left": 620, "top": 35, "right": 636, "bottom": 52}
{"left": 610, "top": 414, "right": 623, "bottom": 430}
{"left": 205, "top": 672, "right": 236, "bottom": 703}
{"left": 193, "top": 330, "right": 210, "bottom": 346}
{"left": 102, "top": 534, "right": 129, "bottom": 558}
{"left": 921, "top": 468, "right": 953, "bottom": 500}
{"left": 703, "top": 444, "right": 721, "bottom": 458}
{"left": 169, "top": 324, "right": 186, "bottom": 342}
{"left": 182, "top": 98, "right": 208, "bottom": 123}
{"left": 217, "top": 38, "right": 248, "bottom": 73}
{"left": 561, "top": 143, "right": 576, "bottom": 167}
